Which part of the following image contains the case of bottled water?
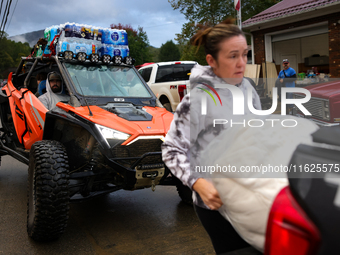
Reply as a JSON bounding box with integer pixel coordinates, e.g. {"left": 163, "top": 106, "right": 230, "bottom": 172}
{"left": 45, "top": 22, "right": 129, "bottom": 60}
{"left": 102, "top": 29, "right": 128, "bottom": 45}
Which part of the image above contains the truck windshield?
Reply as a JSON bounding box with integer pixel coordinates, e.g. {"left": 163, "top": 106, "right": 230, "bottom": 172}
{"left": 64, "top": 63, "right": 152, "bottom": 98}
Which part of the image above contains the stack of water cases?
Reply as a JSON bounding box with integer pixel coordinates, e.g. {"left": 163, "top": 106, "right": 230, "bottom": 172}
{"left": 44, "top": 22, "right": 129, "bottom": 61}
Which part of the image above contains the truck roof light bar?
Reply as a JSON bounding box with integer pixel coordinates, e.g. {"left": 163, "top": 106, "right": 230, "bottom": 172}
{"left": 124, "top": 56, "right": 135, "bottom": 65}
{"left": 102, "top": 54, "right": 111, "bottom": 64}
{"left": 64, "top": 51, "right": 73, "bottom": 60}
{"left": 76, "top": 52, "right": 87, "bottom": 62}
{"left": 89, "top": 54, "right": 99, "bottom": 63}
{"left": 113, "top": 55, "right": 122, "bottom": 65}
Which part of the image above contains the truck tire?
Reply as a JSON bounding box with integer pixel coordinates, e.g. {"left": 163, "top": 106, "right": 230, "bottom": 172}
{"left": 163, "top": 103, "right": 172, "bottom": 112}
{"left": 176, "top": 183, "right": 193, "bottom": 205}
{"left": 27, "top": 140, "right": 70, "bottom": 241}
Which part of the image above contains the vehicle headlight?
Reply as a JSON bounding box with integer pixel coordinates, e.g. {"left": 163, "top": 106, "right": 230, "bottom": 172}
{"left": 324, "top": 101, "right": 329, "bottom": 108}
{"left": 102, "top": 54, "right": 111, "bottom": 64}
{"left": 96, "top": 124, "right": 131, "bottom": 147}
{"left": 76, "top": 52, "right": 87, "bottom": 62}
{"left": 89, "top": 53, "right": 99, "bottom": 63}
{"left": 323, "top": 100, "right": 330, "bottom": 120}
{"left": 113, "top": 55, "right": 122, "bottom": 65}
{"left": 123, "top": 56, "right": 135, "bottom": 65}
{"left": 64, "top": 50, "right": 73, "bottom": 60}
{"left": 325, "top": 112, "right": 330, "bottom": 119}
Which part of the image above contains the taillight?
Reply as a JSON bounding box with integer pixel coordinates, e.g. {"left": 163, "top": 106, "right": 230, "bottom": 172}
{"left": 178, "top": 85, "right": 187, "bottom": 101}
{"left": 265, "top": 187, "right": 320, "bottom": 255}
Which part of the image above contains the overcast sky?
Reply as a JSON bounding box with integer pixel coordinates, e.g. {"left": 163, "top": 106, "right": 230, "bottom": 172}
{"left": 4, "top": 0, "right": 186, "bottom": 48}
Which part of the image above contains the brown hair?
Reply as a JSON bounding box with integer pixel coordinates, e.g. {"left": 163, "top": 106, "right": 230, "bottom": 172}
{"left": 190, "top": 18, "right": 245, "bottom": 60}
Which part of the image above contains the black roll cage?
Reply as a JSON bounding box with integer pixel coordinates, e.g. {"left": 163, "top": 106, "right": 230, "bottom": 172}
{"left": 14, "top": 56, "right": 158, "bottom": 108}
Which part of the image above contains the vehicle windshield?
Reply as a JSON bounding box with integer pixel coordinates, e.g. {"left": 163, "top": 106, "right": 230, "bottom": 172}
{"left": 64, "top": 63, "right": 152, "bottom": 98}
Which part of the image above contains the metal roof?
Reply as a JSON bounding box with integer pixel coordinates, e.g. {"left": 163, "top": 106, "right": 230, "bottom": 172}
{"left": 243, "top": 0, "right": 339, "bottom": 27}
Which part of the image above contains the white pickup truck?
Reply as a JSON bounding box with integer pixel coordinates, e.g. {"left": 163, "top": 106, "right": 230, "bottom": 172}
{"left": 138, "top": 61, "right": 197, "bottom": 112}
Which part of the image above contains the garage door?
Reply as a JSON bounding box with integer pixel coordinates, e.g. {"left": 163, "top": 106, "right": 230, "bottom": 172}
{"left": 272, "top": 33, "right": 329, "bottom": 73}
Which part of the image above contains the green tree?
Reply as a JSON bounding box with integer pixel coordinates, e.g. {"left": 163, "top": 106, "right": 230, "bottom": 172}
{"left": 110, "top": 23, "right": 152, "bottom": 66}
{"left": 16, "top": 53, "right": 27, "bottom": 64}
{"left": 158, "top": 40, "right": 181, "bottom": 62}
{"left": 168, "top": 0, "right": 280, "bottom": 64}
{"left": 0, "top": 33, "right": 31, "bottom": 78}
{"left": 180, "top": 44, "right": 207, "bottom": 64}
{"left": 148, "top": 46, "right": 160, "bottom": 62}
{"left": 0, "top": 51, "right": 14, "bottom": 71}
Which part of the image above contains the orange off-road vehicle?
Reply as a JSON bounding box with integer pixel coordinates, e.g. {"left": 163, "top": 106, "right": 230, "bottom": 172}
{"left": 0, "top": 54, "right": 191, "bottom": 241}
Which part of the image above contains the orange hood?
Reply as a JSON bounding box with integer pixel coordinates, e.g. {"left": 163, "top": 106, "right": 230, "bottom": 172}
{"left": 56, "top": 103, "right": 173, "bottom": 145}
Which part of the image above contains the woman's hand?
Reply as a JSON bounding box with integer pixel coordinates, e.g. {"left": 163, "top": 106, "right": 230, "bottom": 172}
{"left": 192, "top": 178, "right": 223, "bottom": 210}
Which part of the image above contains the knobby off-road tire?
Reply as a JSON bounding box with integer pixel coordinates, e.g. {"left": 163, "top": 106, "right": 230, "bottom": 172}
{"left": 27, "top": 140, "right": 70, "bottom": 241}
{"left": 176, "top": 183, "right": 193, "bottom": 205}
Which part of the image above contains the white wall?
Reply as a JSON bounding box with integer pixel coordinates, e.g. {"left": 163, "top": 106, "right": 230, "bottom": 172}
{"left": 301, "top": 33, "right": 329, "bottom": 59}
{"left": 272, "top": 33, "right": 329, "bottom": 72}
{"left": 272, "top": 38, "right": 301, "bottom": 66}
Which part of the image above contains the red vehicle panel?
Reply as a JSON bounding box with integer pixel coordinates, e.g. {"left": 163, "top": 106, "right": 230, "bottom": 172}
{"left": 293, "top": 80, "right": 340, "bottom": 126}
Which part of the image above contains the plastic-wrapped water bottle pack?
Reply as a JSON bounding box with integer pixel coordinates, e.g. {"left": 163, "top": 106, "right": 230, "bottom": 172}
{"left": 43, "top": 22, "right": 129, "bottom": 59}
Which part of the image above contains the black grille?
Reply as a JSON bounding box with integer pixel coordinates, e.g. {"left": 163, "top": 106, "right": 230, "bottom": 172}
{"left": 111, "top": 139, "right": 163, "bottom": 166}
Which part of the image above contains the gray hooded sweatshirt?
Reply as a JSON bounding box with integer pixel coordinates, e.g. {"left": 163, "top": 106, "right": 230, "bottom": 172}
{"left": 38, "top": 73, "right": 70, "bottom": 110}
{"left": 161, "top": 64, "right": 261, "bottom": 209}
